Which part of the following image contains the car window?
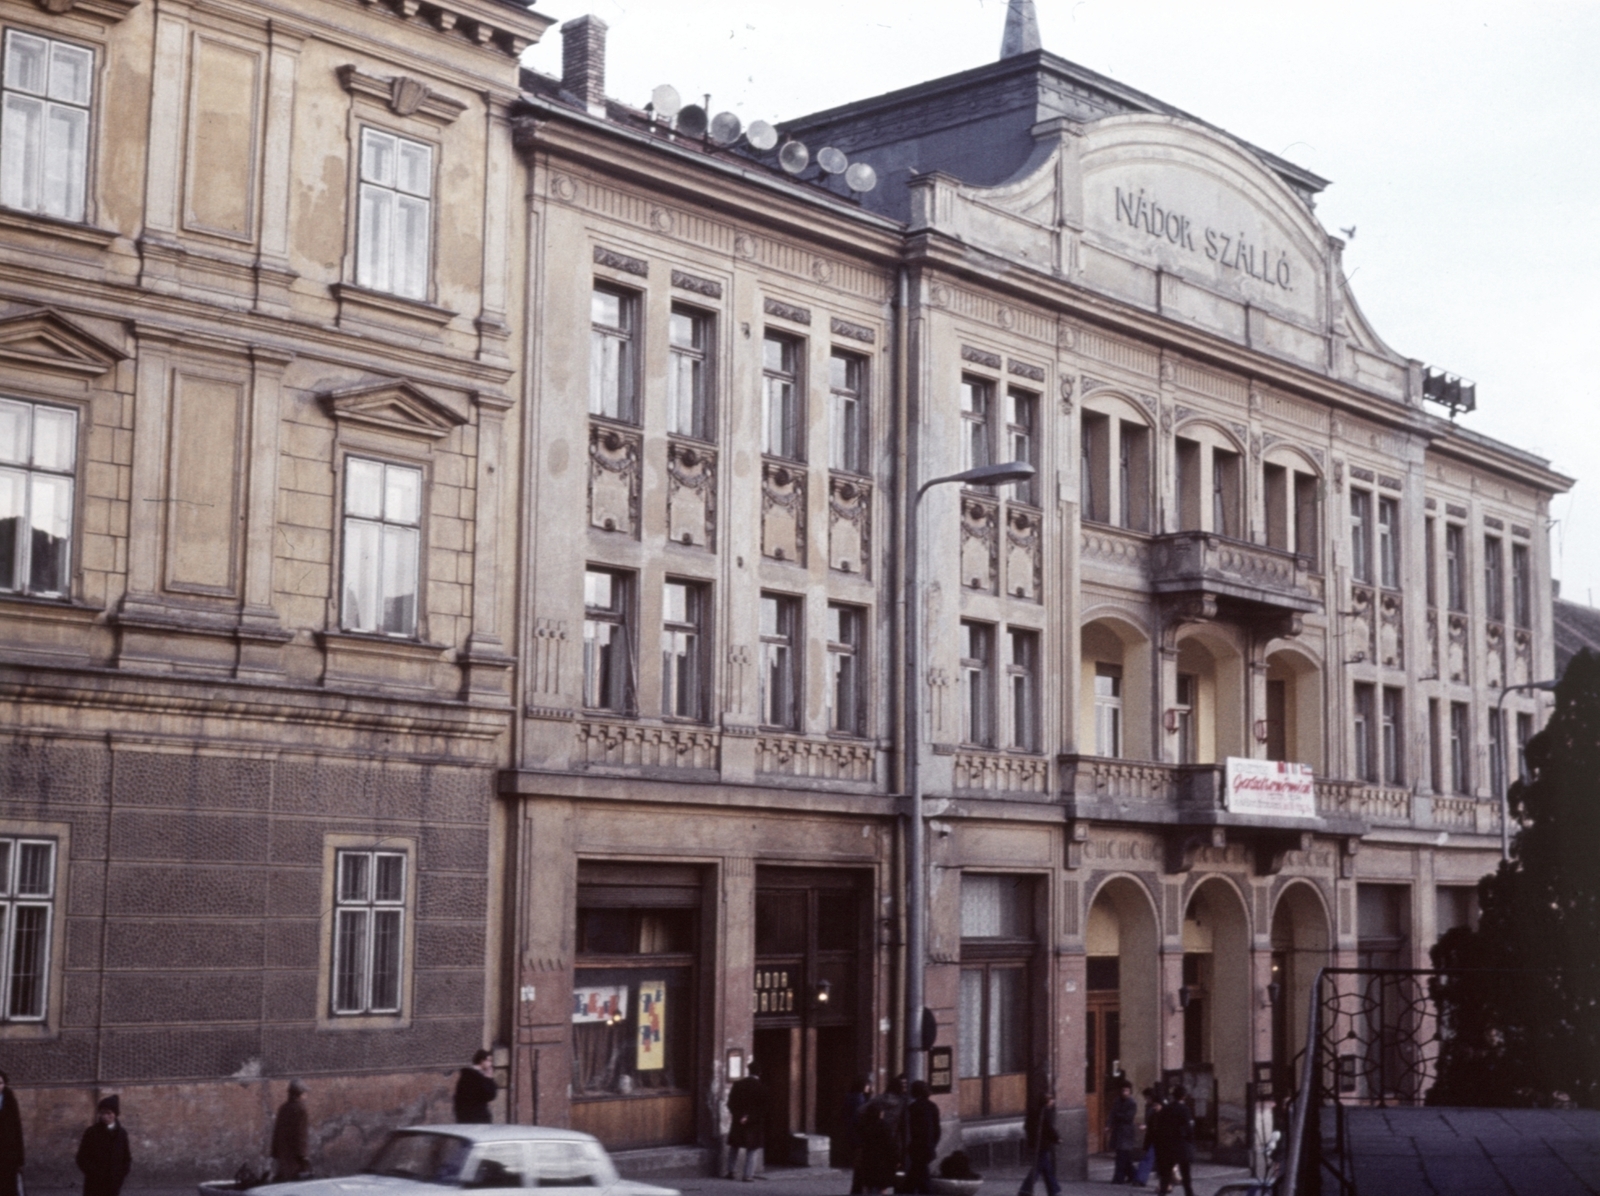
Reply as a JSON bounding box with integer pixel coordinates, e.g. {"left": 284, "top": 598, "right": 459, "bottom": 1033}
{"left": 364, "top": 1132, "right": 473, "bottom": 1184}
{"left": 464, "top": 1143, "right": 529, "bottom": 1189}
{"left": 528, "top": 1141, "right": 614, "bottom": 1188}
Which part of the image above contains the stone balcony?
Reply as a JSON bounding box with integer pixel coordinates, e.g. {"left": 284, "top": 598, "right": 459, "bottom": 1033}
{"left": 1148, "top": 531, "right": 1324, "bottom": 617}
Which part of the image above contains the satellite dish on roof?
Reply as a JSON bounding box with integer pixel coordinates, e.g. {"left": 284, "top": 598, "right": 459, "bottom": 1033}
{"left": 676, "top": 104, "right": 708, "bottom": 138}
{"left": 709, "top": 111, "right": 743, "bottom": 146}
{"left": 778, "top": 141, "right": 810, "bottom": 174}
{"left": 650, "top": 85, "right": 682, "bottom": 120}
{"left": 817, "top": 146, "right": 848, "bottom": 175}
{"left": 844, "top": 162, "right": 878, "bottom": 193}
{"left": 746, "top": 120, "right": 778, "bottom": 152}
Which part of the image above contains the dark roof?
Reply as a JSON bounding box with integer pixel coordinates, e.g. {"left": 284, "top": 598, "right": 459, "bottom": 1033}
{"left": 1554, "top": 598, "right": 1600, "bottom": 678}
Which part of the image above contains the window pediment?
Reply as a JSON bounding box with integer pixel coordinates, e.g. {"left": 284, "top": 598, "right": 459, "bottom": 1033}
{"left": 337, "top": 65, "right": 467, "bottom": 126}
{"left": 33, "top": 0, "right": 139, "bottom": 21}
{"left": 322, "top": 379, "right": 467, "bottom": 440}
{"left": 0, "top": 308, "right": 126, "bottom": 377}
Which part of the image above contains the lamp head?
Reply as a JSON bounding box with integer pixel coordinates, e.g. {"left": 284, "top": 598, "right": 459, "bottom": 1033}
{"left": 949, "top": 461, "right": 1036, "bottom": 488}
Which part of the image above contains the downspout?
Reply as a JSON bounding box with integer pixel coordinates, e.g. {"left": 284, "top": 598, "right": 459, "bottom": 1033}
{"left": 891, "top": 263, "right": 911, "bottom": 1079}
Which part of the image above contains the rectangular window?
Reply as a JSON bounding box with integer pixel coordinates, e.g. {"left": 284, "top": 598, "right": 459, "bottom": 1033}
{"left": 1350, "top": 490, "right": 1372, "bottom": 584}
{"left": 667, "top": 306, "right": 712, "bottom": 439}
{"left": 1445, "top": 524, "right": 1465, "bottom": 612}
{"left": 829, "top": 350, "right": 867, "bottom": 473}
{"left": 1424, "top": 518, "right": 1438, "bottom": 607}
{"left": 1119, "top": 422, "right": 1150, "bottom": 531}
{"left": 1450, "top": 701, "right": 1470, "bottom": 794}
{"left": 1436, "top": 886, "right": 1479, "bottom": 938}
{"left": 0, "top": 397, "right": 75, "bottom": 597}
{"left": 1007, "top": 628, "right": 1038, "bottom": 751}
{"left": 583, "top": 568, "right": 633, "bottom": 713}
{"left": 1264, "top": 463, "right": 1288, "bottom": 550}
{"left": 356, "top": 127, "right": 431, "bottom": 300}
{"left": 1429, "top": 698, "right": 1442, "bottom": 793}
{"left": 826, "top": 603, "right": 865, "bottom": 737}
{"left": 341, "top": 458, "right": 421, "bottom": 637}
{"left": 961, "top": 377, "right": 993, "bottom": 482}
{"left": 1354, "top": 683, "right": 1377, "bottom": 782}
{"left": 1488, "top": 707, "right": 1505, "bottom": 798}
{"left": 1175, "top": 672, "right": 1196, "bottom": 765}
{"left": 1081, "top": 412, "right": 1109, "bottom": 522}
{"left": 332, "top": 849, "right": 406, "bottom": 1015}
{"left": 1381, "top": 687, "right": 1403, "bottom": 786}
{"left": 760, "top": 592, "right": 800, "bottom": 729}
{"left": 959, "top": 621, "right": 994, "bottom": 747}
{"left": 1295, "top": 471, "right": 1319, "bottom": 567}
{"left": 0, "top": 836, "right": 55, "bottom": 1022}
{"left": 660, "top": 580, "right": 705, "bottom": 721}
{"left": 1212, "top": 448, "right": 1240, "bottom": 538}
{"left": 1511, "top": 543, "right": 1531, "bottom": 630}
{"left": 1176, "top": 437, "right": 1201, "bottom": 532}
{"left": 958, "top": 876, "right": 1032, "bottom": 1120}
{"left": 1006, "top": 390, "right": 1037, "bottom": 506}
{"left": 1516, "top": 712, "right": 1533, "bottom": 782}
{"left": 1484, "top": 535, "right": 1504, "bottom": 623}
{"left": 590, "top": 286, "right": 639, "bottom": 423}
{"left": 1094, "top": 663, "right": 1122, "bottom": 758}
{"left": 1, "top": 31, "right": 92, "bottom": 223}
{"left": 762, "top": 334, "right": 802, "bottom": 460}
{"left": 1378, "top": 497, "right": 1400, "bottom": 589}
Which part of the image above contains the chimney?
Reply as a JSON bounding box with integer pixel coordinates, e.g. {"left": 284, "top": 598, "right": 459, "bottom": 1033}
{"left": 561, "top": 15, "right": 608, "bottom": 117}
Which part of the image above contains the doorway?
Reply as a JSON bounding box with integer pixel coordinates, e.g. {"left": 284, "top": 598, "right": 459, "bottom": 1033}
{"left": 1084, "top": 982, "right": 1121, "bottom": 1153}
{"left": 754, "top": 870, "right": 869, "bottom": 1163}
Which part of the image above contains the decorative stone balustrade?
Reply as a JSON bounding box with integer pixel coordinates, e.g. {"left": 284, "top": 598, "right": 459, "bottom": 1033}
{"left": 1149, "top": 531, "right": 1323, "bottom": 614}
{"left": 1316, "top": 780, "right": 1411, "bottom": 824}
{"left": 576, "top": 719, "right": 719, "bottom": 771}
{"left": 1059, "top": 755, "right": 1177, "bottom": 802}
{"left": 756, "top": 734, "right": 874, "bottom": 782}
{"left": 952, "top": 750, "right": 1050, "bottom": 794}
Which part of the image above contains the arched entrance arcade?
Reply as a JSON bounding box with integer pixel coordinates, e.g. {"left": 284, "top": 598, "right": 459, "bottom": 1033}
{"left": 1082, "top": 876, "right": 1161, "bottom": 1152}
{"left": 1269, "top": 881, "right": 1332, "bottom": 1094}
{"left": 1177, "top": 876, "right": 1252, "bottom": 1153}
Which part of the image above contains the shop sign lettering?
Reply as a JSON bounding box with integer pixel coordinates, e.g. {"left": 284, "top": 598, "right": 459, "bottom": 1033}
{"left": 1225, "top": 757, "right": 1316, "bottom": 819}
{"left": 1115, "top": 187, "right": 1294, "bottom": 292}
{"left": 754, "top": 969, "right": 795, "bottom": 1014}
{"left": 1084, "top": 838, "right": 1159, "bottom": 862}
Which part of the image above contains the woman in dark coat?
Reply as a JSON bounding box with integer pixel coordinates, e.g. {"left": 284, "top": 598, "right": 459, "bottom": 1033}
{"left": 840, "top": 1076, "right": 871, "bottom": 1193}
{"left": 76, "top": 1096, "right": 131, "bottom": 1196}
{"left": 725, "top": 1065, "right": 769, "bottom": 1181}
{"left": 854, "top": 1105, "right": 898, "bottom": 1195}
{"left": 1150, "top": 1086, "right": 1194, "bottom": 1196}
{"left": 0, "top": 1071, "right": 24, "bottom": 1196}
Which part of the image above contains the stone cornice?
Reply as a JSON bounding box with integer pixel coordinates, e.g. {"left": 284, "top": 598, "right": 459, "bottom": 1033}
{"left": 33, "top": 0, "right": 140, "bottom": 21}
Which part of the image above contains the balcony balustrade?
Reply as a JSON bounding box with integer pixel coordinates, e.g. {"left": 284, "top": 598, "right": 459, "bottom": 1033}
{"left": 1148, "top": 530, "right": 1323, "bottom": 616}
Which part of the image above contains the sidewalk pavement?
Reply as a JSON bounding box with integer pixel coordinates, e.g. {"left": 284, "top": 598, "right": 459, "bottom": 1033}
{"left": 28, "top": 1156, "right": 1262, "bottom": 1196}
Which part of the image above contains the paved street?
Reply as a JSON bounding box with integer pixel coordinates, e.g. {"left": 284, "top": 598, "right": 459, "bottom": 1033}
{"left": 1343, "top": 1107, "right": 1600, "bottom": 1196}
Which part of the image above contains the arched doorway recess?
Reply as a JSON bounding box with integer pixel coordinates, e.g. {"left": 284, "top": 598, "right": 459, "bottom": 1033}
{"left": 1083, "top": 876, "right": 1160, "bottom": 1152}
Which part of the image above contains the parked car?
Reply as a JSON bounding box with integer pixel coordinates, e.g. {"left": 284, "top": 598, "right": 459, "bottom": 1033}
{"left": 257, "top": 1126, "right": 680, "bottom": 1196}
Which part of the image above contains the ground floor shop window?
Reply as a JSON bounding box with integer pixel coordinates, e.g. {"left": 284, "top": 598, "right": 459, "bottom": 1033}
{"left": 958, "top": 874, "right": 1036, "bottom": 1120}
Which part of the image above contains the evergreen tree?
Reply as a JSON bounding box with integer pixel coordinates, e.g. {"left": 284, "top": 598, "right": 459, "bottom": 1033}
{"left": 1430, "top": 648, "right": 1600, "bottom": 1107}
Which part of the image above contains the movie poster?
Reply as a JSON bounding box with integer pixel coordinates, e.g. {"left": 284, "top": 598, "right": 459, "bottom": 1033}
{"left": 571, "top": 984, "right": 628, "bottom": 1023}
{"left": 636, "top": 979, "right": 666, "bottom": 1069}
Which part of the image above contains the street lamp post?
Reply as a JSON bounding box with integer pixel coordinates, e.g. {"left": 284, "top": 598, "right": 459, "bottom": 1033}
{"left": 1495, "top": 678, "right": 1558, "bottom": 861}
{"left": 905, "top": 460, "right": 1036, "bottom": 1080}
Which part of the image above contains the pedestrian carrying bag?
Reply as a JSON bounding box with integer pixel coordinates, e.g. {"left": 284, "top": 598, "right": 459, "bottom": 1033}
{"left": 1134, "top": 1147, "right": 1154, "bottom": 1185}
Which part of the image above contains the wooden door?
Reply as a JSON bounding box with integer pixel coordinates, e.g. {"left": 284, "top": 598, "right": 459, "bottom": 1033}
{"left": 1085, "top": 992, "right": 1121, "bottom": 1153}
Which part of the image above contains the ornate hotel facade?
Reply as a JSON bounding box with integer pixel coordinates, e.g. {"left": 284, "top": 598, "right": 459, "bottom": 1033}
{"left": 0, "top": 0, "right": 1573, "bottom": 1182}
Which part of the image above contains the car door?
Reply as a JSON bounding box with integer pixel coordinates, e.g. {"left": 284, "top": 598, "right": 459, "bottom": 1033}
{"left": 527, "top": 1140, "right": 612, "bottom": 1194}
{"left": 462, "top": 1142, "right": 531, "bottom": 1190}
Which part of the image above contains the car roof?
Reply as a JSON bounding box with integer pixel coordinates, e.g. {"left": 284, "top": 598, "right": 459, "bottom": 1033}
{"left": 392, "top": 1125, "right": 602, "bottom": 1146}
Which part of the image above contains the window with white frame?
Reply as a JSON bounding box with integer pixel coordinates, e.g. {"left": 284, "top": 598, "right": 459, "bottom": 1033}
{"left": 341, "top": 458, "right": 421, "bottom": 637}
{"left": 960, "top": 377, "right": 993, "bottom": 482}
{"left": 1350, "top": 489, "right": 1372, "bottom": 584}
{"left": 760, "top": 592, "right": 800, "bottom": 729}
{"left": 1511, "top": 543, "right": 1531, "bottom": 630}
{"left": 1484, "top": 535, "right": 1504, "bottom": 623}
{"left": 1445, "top": 524, "right": 1465, "bottom": 612}
{"left": 1005, "top": 389, "right": 1036, "bottom": 506}
{"left": 0, "top": 397, "right": 76, "bottom": 598}
{"left": 583, "top": 568, "right": 633, "bottom": 713}
{"left": 762, "top": 334, "right": 802, "bottom": 460}
{"left": 660, "top": 579, "right": 705, "bottom": 721}
{"left": 1450, "top": 701, "right": 1471, "bottom": 794}
{"left": 1377, "top": 497, "right": 1400, "bottom": 589}
{"left": 356, "top": 127, "right": 431, "bottom": 301}
{"left": 1, "top": 31, "right": 92, "bottom": 222}
{"left": 829, "top": 350, "right": 867, "bottom": 474}
{"left": 0, "top": 837, "right": 54, "bottom": 1022}
{"left": 668, "top": 306, "right": 712, "bottom": 439}
{"left": 1381, "top": 686, "right": 1404, "bottom": 786}
{"left": 592, "top": 286, "right": 640, "bottom": 423}
{"left": 959, "top": 620, "right": 994, "bottom": 747}
{"left": 332, "top": 849, "right": 405, "bottom": 1016}
{"left": 1094, "top": 664, "right": 1121, "bottom": 758}
{"left": 826, "top": 602, "right": 865, "bottom": 736}
{"left": 1006, "top": 628, "right": 1038, "bottom": 751}
{"left": 1354, "top": 683, "right": 1376, "bottom": 782}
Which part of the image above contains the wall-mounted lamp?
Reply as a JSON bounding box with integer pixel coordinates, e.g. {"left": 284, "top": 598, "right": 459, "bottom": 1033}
{"left": 815, "top": 979, "right": 832, "bottom": 1007}
{"left": 1253, "top": 719, "right": 1271, "bottom": 744}
{"left": 1266, "top": 980, "right": 1283, "bottom": 1006}
{"left": 1164, "top": 709, "right": 1181, "bottom": 733}
{"left": 1177, "top": 985, "right": 1193, "bottom": 1011}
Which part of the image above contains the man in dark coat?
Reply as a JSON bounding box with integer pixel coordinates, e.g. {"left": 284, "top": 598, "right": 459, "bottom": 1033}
{"left": 452, "top": 1051, "right": 497, "bottom": 1124}
{"left": 853, "top": 1105, "right": 897, "bottom": 1196}
{"left": 905, "top": 1081, "right": 941, "bottom": 1195}
{"left": 1151, "top": 1086, "right": 1195, "bottom": 1196}
{"left": 840, "top": 1076, "right": 872, "bottom": 1193}
{"left": 725, "top": 1062, "right": 768, "bottom": 1181}
{"left": 868, "top": 1075, "right": 909, "bottom": 1181}
{"left": 75, "top": 1096, "right": 131, "bottom": 1196}
{"left": 1108, "top": 1079, "right": 1141, "bottom": 1185}
{"left": 0, "top": 1071, "right": 24, "bottom": 1196}
{"left": 1016, "top": 1089, "right": 1060, "bottom": 1196}
{"left": 270, "top": 1079, "right": 310, "bottom": 1182}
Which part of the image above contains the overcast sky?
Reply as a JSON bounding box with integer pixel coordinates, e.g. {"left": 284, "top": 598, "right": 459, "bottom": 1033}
{"left": 525, "top": 0, "right": 1600, "bottom": 607}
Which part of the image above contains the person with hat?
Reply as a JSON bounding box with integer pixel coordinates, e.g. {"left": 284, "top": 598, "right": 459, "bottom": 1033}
{"left": 0, "top": 1071, "right": 24, "bottom": 1196}
{"left": 75, "top": 1096, "right": 130, "bottom": 1196}
{"left": 271, "top": 1080, "right": 311, "bottom": 1182}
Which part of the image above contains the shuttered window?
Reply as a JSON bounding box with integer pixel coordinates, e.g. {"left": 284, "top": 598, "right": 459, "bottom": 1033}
{"left": 1, "top": 31, "right": 92, "bottom": 222}
{"left": 356, "top": 127, "right": 431, "bottom": 301}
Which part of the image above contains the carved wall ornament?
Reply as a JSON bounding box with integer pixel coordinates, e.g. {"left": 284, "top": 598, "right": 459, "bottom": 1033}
{"left": 830, "top": 317, "right": 876, "bottom": 344}
{"left": 1484, "top": 515, "right": 1505, "bottom": 531}
{"left": 1379, "top": 474, "right": 1403, "bottom": 492}
{"left": 811, "top": 258, "right": 835, "bottom": 284}
{"left": 1349, "top": 585, "right": 1376, "bottom": 663}
{"left": 1379, "top": 592, "right": 1404, "bottom": 669}
{"left": 1447, "top": 503, "right": 1469, "bottom": 519}
{"left": 1333, "top": 461, "right": 1344, "bottom": 491}
{"left": 39, "top": 0, "right": 141, "bottom": 18}
{"left": 959, "top": 497, "right": 999, "bottom": 593}
{"left": 577, "top": 719, "right": 720, "bottom": 773}
{"left": 1082, "top": 375, "right": 1111, "bottom": 395}
{"left": 530, "top": 618, "right": 569, "bottom": 696}
{"left": 337, "top": 65, "right": 468, "bottom": 125}
{"left": 1158, "top": 357, "right": 1177, "bottom": 385}
{"left": 1160, "top": 404, "right": 1172, "bottom": 433}
{"left": 593, "top": 245, "right": 648, "bottom": 277}
{"left": 1005, "top": 507, "right": 1043, "bottom": 601}
{"left": 1512, "top": 524, "right": 1532, "bottom": 540}
{"left": 1058, "top": 322, "right": 1079, "bottom": 351}
{"left": 1448, "top": 613, "right": 1470, "bottom": 684}
{"left": 1230, "top": 421, "right": 1249, "bottom": 445}
{"left": 1138, "top": 393, "right": 1159, "bottom": 418}
{"left": 756, "top": 733, "right": 874, "bottom": 782}
{"left": 1173, "top": 404, "right": 1198, "bottom": 423}
{"left": 1425, "top": 497, "right": 1438, "bottom": 511}
{"left": 1427, "top": 608, "right": 1441, "bottom": 678}
{"left": 828, "top": 476, "right": 872, "bottom": 577}
{"left": 953, "top": 750, "right": 1049, "bottom": 794}
{"left": 734, "top": 234, "right": 759, "bottom": 260}
{"left": 1350, "top": 465, "right": 1376, "bottom": 484}
{"left": 1248, "top": 383, "right": 1263, "bottom": 412}
{"left": 588, "top": 423, "right": 641, "bottom": 536}
{"left": 996, "top": 306, "right": 1016, "bottom": 330}
{"left": 650, "top": 207, "right": 675, "bottom": 234}
{"left": 1008, "top": 358, "right": 1045, "bottom": 383}
{"left": 322, "top": 378, "right": 467, "bottom": 440}
{"left": 1059, "top": 376, "right": 1076, "bottom": 406}
{"left": 667, "top": 440, "right": 717, "bottom": 549}
{"left": 1249, "top": 433, "right": 1262, "bottom": 461}
{"left": 961, "top": 345, "right": 1002, "bottom": 370}
{"left": 1309, "top": 447, "right": 1325, "bottom": 467}
{"left": 1485, "top": 622, "right": 1506, "bottom": 690}
{"left": 550, "top": 173, "right": 578, "bottom": 202}
{"left": 763, "top": 297, "right": 811, "bottom": 325}
{"left": 928, "top": 284, "right": 951, "bottom": 308}
{"left": 761, "top": 461, "right": 807, "bottom": 563}
{"left": 671, "top": 269, "right": 723, "bottom": 299}
{"left": 1513, "top": 629, "right": 1533, "bottom": 687}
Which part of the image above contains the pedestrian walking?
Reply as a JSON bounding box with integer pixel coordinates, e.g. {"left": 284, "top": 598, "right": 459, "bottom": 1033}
{"left": 840, "top": 1077, "right": 871, "bottom": 1193}
{"left": 453, "top": 1050, "right": 497, "bottom": 1124}
{"left": 75, "top": 1096, "right": 130, "bottom": 1196}
{"left": 869, "top": 1074, "right": 909, "bottom": 1182}
{"left": 0, "top": 1071, "right": 23, "bottom": 1196}
{"left": 725, "top": 1062, "right": 768, "bottom": 1182}
{"left": 1108, "top": 1080, "right": 1140, "bottom": 1185}
{"left": 1016, "top": 1088, "right": 1060, "bottom": 1196}
{"left": 1151, "top": 1086, "right": 1195, "bottom": 1196}
{"left": 854, "top": 1105, "right": 897, "bottom": 1196}
{"left": 905, "top": 1081, "right": 941, "bottom": 1195}
{"left": 270, "top": 1080, "right": 311, "bottom": 1182}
